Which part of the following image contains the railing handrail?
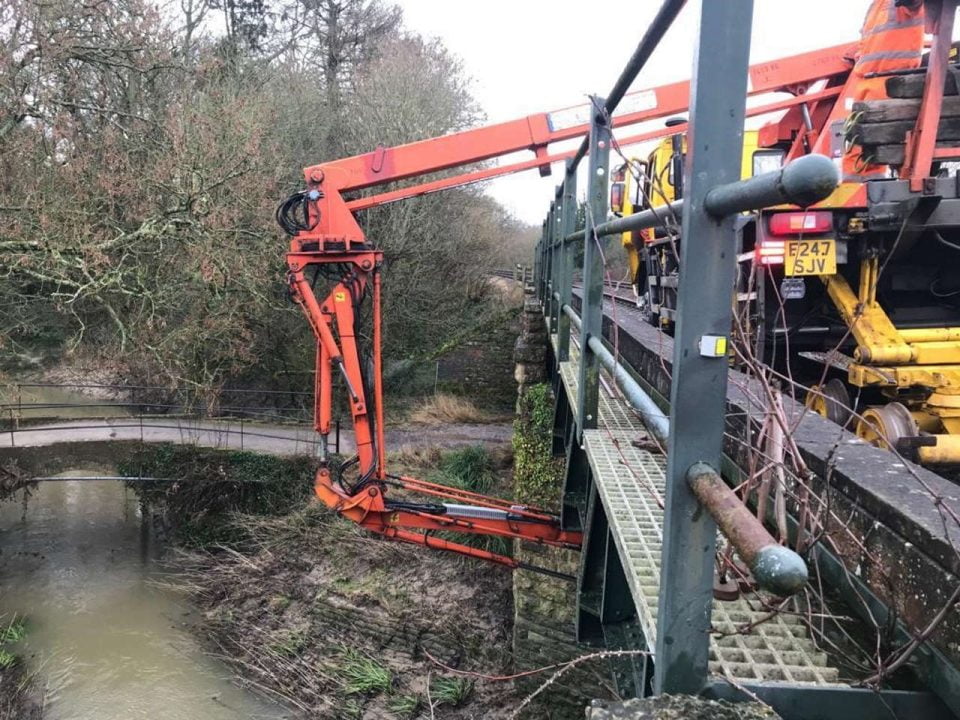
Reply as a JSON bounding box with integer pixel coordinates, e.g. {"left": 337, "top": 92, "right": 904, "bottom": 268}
{"left": 563, "top": 154, "right": 839, "bottom": 245}
{"left": 533, "top": 2, "right": 842, "bottom": 693}
{"left": 568, "top": 0, "right": 686, "bottom": 174}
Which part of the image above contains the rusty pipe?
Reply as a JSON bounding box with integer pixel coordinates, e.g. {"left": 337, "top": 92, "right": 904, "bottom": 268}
{"left": 687, "top": 462, "right": 808, "bottom": 596}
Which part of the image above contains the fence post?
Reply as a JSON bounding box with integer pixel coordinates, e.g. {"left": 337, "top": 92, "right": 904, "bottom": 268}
{"left": 531, "top": 241, "right": 540, "bottom": 298}
{"left": 654, "top": 0, "right": 755, "bottom": 695}
{"left": 557, "top": 161, "right": 578, "bottom": 362}
{"left": 575, "top": 96, "right": 611, "bottom": 434}
{"left": 535, "top": 232, "right": 540, "bottom": 300}
{"left": 549, "top": 189, "right": 564, "bottom": 335}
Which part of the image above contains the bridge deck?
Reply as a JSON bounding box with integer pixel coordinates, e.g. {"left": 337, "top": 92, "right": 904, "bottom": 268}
{"left": 556, "top": 339, "right": 841, "bottom": 685}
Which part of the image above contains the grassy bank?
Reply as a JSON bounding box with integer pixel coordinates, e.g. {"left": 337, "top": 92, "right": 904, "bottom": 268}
{"left": 127, "top": 444, "right": 525, "bottom": 718}
{"left": 0, "top": 616, "right": 43, "bottom": 720}
{"left": 119, "top": 445, "right": 315, "bottom": 547}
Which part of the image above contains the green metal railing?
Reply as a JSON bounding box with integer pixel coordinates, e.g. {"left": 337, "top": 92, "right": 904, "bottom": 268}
{"left": 528, "top": 1, "right": 954, "bottom": 717}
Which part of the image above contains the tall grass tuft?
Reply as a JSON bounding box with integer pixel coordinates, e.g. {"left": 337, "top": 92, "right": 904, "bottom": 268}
{"left": 433, "top": 445, "right": 497, "bottom": 496}
{"left": 430, "top": 676, "right": 474, "bottom": 707}
{"left": 431, "top": 446, "right": 511, "bottom": 559}
{"left": 0, "top": 615, "right": 27, "bottom": 671}
{"left": 409, "top": 393, "right": 491, "bottom": 424}
{"left": 0, "top": 649, "right": 15, "bottom": 670}
{"left": 340, "top": 648, "right": 392, "bottom": 695}
{"left": 0, "top": 617, "right": 26, "bottom": 646}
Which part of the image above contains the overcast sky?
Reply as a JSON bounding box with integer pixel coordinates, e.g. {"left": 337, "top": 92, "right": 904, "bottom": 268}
{"left": 396, "top": 1, "right": 872, "bottom": 224}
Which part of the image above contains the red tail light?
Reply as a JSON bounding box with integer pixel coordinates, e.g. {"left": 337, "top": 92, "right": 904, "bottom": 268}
{"left": 768, "top": 211, "right": 833, "bottom": 236}
{"left": 756, "top": 239, "right": 785, "bottom": 265}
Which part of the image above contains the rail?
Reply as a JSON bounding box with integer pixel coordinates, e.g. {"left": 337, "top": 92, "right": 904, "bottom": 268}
{"left": 568, "top": 0, "right": 686, "bottom": 171}
{"left": 559, "top": 298, "right": 808, "bottom": 597}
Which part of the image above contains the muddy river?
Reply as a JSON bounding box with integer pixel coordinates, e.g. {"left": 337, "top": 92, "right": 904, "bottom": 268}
{"left": 0, "top": 475, "right": 289, "bottom": 719}
{"left": 0, "top": 384, "right": 133, "bottom": 420}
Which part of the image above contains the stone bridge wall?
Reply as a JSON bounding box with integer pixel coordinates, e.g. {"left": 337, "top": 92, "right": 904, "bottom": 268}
{"left": 511, "top": 292, "right": 612, "bottom": 718}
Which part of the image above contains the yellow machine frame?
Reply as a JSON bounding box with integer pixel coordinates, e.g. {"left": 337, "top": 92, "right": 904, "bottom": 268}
{"left": 611, "top": 130, "right": 960, "bottom": 463}
{"left": 823, "top": 260, "right": 960, "bottom": 463}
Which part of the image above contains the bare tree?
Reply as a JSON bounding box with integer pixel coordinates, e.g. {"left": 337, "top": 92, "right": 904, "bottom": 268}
{"left": 0, "top": 0, "right": 522, "bottom": 408}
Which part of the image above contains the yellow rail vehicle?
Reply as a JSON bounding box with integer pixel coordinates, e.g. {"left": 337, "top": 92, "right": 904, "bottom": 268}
{"left": 610, "top": 123, "right": 960, "bottom": 465}
{"left": 609, "top": 128, "right": 781, "bottom": 329}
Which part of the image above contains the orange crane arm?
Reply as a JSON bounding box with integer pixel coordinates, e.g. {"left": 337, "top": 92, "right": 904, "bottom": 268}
{"left": 294, "top": 41, "right": 857, "bottom": 249}
{"left": 279, "top": 39, "right": 859, "bottom": 572}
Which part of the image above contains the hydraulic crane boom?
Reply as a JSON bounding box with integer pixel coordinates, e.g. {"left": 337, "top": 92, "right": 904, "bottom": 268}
{"left": 278, "top": 41, "right": 860, "bottom": 568}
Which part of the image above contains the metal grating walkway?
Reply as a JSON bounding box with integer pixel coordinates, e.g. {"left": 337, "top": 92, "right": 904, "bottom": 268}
{"left": 554, "top": 336, "right": 842, "bottom": 685}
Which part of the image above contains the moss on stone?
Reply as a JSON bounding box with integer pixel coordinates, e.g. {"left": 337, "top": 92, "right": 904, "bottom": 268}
{"left": 513, "top": 383, "right": 564, "bottom": 512}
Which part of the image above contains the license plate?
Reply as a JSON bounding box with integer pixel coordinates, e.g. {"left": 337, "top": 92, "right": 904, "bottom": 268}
{"left": 785, "top": 238, "right": 836, "bottom": 276}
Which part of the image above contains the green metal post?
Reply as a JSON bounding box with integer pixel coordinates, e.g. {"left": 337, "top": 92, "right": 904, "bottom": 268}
{"left": 557, "top": 161, "right": 577, "bottom": 362}
{"left": 575, "top": 97, "right": 611, "bottom": 435}
{"left": 534, "top": 231, "right": 540, "bottom": 302}
{"left": 654, "top": 0, "right": 755, "bottom": 695}
{"left": 539, "top": 219, "right": 548, "bottom": 305}
{"left": 545, "top": 201, "right": 556, "bottom": 330}
{"left": 533, "top": 238, "right": 540, "bottom": 300}
{"left": 549, "top": 192, "right": 562, "bottom": 334}
{"left": 535, "top": 229, "right": 541, "bottom": 303}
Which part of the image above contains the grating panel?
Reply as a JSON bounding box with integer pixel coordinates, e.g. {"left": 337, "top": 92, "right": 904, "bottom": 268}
{"left": 560, "top": 343, "right": 646, "bottom": 435}
{"left": 599, "top": 392, "right": 647, "bottom": 434}
{"left": 562, "top": 346, "right": 842, "bottom": 686}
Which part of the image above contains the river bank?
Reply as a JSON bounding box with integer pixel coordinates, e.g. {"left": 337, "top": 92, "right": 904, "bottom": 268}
{"left": 132, "top": 443, "right": 525, "bottom": 719}
{"left": 0, "top": 649, "right": 43, "bottom": 720}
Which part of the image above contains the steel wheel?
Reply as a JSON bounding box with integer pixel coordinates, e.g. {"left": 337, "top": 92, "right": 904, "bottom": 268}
{"left": 806, "top": 378, "right": 853, "bottom": 427}
{"left": 856, "top": 402, "right": 918, "bottom": 450}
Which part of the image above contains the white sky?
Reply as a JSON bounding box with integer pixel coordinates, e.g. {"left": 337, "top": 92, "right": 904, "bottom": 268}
{"left": 398, "top": 0, "right": 870, "bottom": 224}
